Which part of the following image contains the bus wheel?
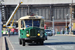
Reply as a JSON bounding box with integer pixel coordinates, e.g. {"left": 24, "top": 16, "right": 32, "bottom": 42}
{"left": 40, "top": 41, "right": 44, "bottom": 45}
{"left": 19, "top": 39, "right": 22, "bottom": 45}
{"left": 36, "top": 41, "right": 39, "bottom": 45}
{"left": 22, "top": 39, "right": 25, "bottom": 46}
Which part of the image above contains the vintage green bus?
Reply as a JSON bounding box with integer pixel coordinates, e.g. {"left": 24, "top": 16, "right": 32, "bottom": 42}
{"left": 18, "top": 15, "right": 47, "bottom": 46}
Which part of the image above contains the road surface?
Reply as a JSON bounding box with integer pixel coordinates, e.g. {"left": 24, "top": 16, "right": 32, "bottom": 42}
{"left": 6, "top": 35, "right": 75, "bottom": 50}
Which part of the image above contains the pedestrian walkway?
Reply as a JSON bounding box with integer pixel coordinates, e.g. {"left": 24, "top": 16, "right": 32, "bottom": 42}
{"left": 55, "top": 34, "right": 75, "bottom": 37}
{"left": 0, "top": 37, "right": 3, "bottom": 50}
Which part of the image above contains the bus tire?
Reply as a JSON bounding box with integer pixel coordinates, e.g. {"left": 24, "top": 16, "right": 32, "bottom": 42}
{"left": 36, "top": 41, "right": 39, "bottom": 45}
{"left": 46, "top": 38, "right": 47, "bottom": 40}
{"left": 40, "top": 41, "right": 44, "bottom": 45}
{"left": 22, "top": 39, "right": 25, "bottom": 46}
{"left": 19, "top": 39, "right": 22, "bottom": 45}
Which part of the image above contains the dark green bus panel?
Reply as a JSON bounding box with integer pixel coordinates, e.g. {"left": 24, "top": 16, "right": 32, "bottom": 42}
{"left": 20, "top": 27, "right": 40, "bottom": 38}
{"left": 20, "top": 29, "right": 27, "bottom": 38}
{"left": 19, "top": 27, "right": 45, "bottom": 46}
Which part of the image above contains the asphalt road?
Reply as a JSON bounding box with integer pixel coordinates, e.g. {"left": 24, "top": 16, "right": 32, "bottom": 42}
{"left": 6, "top": 35, "right": 75, "bottom": 50}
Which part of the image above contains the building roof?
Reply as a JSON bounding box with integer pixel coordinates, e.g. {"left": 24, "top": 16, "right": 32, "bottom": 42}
{"left": 1, "top": 0, "right": 75, "bottom": 5}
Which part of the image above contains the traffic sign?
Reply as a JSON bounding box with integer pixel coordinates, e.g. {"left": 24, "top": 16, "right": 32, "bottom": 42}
{"left": 69, "top": 27, "right": 71, "bottom": 29}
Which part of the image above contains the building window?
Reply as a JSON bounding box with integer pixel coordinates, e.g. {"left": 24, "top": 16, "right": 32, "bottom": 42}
{"left": 46, "top": 8, "right": 49, "bottom": 20}
{"left": 53, "top": 7, "right": 70, "bottom": 20}
{"left": 57, "top": 8, "right": 60, "bottom": 19}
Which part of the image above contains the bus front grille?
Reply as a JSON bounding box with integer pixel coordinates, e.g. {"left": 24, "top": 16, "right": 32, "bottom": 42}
{"left": 30, "top": 29, "right": 37, "bottom": 37}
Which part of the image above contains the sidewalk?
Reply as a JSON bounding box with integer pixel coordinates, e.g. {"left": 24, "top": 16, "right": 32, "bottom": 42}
{"left": 55, "top": 34, "right": 75, "bottom": 37}
{"left": 0, "top": 37, "right": 3, "bottom": 50}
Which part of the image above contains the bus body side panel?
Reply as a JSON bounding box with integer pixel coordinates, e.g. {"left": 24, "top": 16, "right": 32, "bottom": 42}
{"left": 20, "top": 29, "right": 27, "bottom": 38}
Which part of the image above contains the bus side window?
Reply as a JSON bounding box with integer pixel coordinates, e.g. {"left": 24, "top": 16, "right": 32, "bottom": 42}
{"left": 21, "top": 20, "right": 24, "bottom": 28}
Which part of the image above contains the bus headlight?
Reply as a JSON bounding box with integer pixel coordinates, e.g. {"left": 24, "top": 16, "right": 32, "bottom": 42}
{"left": 37, "top": 33, "right": 40, "bottom": 36}
{"left": 26, "top": 34, "right": 30, "bottom": 37}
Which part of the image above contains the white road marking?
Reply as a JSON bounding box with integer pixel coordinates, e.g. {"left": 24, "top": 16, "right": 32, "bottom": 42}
{"left": 47, "top": 46, "right": 56, "bottom": 50}
{"left": 7, "top": 37, "right": 14, "bottom": 50}
{"left": 2, "top": 37, "right": 6, "bottom": 50}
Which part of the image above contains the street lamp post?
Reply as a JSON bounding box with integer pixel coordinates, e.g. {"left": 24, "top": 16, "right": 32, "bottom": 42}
{"left": 66, "top": 14, "right": 68, "bottom": 34}
{"left": 52, "top": 16, "right": 54, "bottom": 35}
{"left": 71, "top": 0, "right": 73, "bottom": 32}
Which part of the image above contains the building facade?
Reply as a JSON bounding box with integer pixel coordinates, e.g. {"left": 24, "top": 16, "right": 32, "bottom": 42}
{"left": 0, "top": 0, "right": 2, "bottom": 37}
{"left": 1, "top": 0, "right": 75, "bottom": 31}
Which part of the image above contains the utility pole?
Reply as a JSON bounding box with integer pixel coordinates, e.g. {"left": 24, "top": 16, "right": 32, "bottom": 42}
{"left": 70, "top": 0, "right": 73, "bottom": 33}
{"left": 52, "top": 16, "right": 54, "bottom": 35}
{"left": 71, "top": 0, "right": 73, "bottom": 32}
{"left": 69, "top": 0, "right": 74, "bottom": 34}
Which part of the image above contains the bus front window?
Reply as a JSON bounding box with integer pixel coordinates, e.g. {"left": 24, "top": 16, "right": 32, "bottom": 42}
{"left": 33, "top": 19, "right": 40, "bottom": 27}
{"left": 25, "top": 20, "right": 32, "bottom": 28}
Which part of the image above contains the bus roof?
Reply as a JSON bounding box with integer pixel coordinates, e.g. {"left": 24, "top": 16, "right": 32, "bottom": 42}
{"left": 19, "top": 15, "right": 44, "bottom": 20}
